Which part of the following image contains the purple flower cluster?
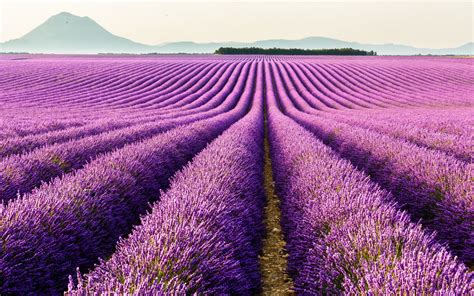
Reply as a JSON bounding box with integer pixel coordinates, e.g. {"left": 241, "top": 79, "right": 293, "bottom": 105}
{"left": 0, "top": 90, "right": 254, "bottom": 294}
{"left": 0, "top": 119, "right": 133, "bottom": 159}
{"left": 0, "top": 63, "right": 255, "bottom": 203}
{"left": 324, "top": 111, "right": 473, "bottom": 162}
{"left": 266, "top": 95, "right": 472, "bottom": 294}
{"left": 350, "top": 108, "right": 473, "bottom": 137}
{"left": 68, "top": 73, "right": 264, "bottom": 294}
{"left": 291, "top": 111, "right": 473, "bottom": 265}
{"left": 0, "top": 119, "right": 87, "bottom": 140}
{"left": 267, "top": 61, "right": 473, "bottom": 265}
{"left": 0, "top": 55, "right": 472, "bottom": 295}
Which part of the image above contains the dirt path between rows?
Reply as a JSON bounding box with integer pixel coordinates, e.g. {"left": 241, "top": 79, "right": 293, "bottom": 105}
{"left": 259, "top": 112, "right": 294, "bottom": 295}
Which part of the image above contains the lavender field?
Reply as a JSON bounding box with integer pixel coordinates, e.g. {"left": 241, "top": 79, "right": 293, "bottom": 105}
{"left": 0, "top": 54, "right": 473, "bottom": 294}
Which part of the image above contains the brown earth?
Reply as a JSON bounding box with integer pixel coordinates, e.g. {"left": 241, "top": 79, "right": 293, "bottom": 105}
{"left": 259, "top": 114, "right": 294, "bottom": 295}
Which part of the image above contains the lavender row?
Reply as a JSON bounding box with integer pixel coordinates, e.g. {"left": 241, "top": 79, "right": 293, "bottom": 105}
{"left": 0, "top": 60, "right": 255, "bottom": 201}
{"left": 285, "top": 61, "right": 394, "bottom": 109}
{"left": 0, "top": 104, "right": 250, "bottom": 294}
{"left": 321, "top": 62, "right": 472, "bottom": 106}
{"left": 0, "top": 62, "right": 225, "bottom": 118}
{"left": 0, "top": 62, "right": 253, "bottom": 203}
{"left": 292, "top": 62, "right": 414, "bottom": 108}
{"left": 0, "top": 61, "right": 256, "bottom": 293}
{"left": 280, "top": 60, "right": 472, "bottom": 110}
{"left": 301, "top": 58, "right": 471, "bottom": 108}
{"left": 1, "top": 61, "right": 193, "bottom": 103}
{"left": 339, "top": 107, "right": 474, "bottom": 137}
{"left": 266, "top": 103, "right": 472, "bottom": 294}
{"left": 69, "top": 84, "right": 264, "bottom": 294}
{"left": 2, "top": 60, "right": 229, "bottom": 111}
{"left": 272, "top": 61, "right": 472, "bottom": 158}
{"left": 267, "top": 60, "right": 473, "bottom": 265}
{"left": 324, "top": 111, "right": 473, "bottom": 162}
{"left": 2, "top": 61, "right": 238, "bottom": 123}
{"left": 287, "top": 109, "right": 473, "bottom": 265}
{"left": 2, "top": 57, "right": 472, "bottom": 112}
{"left": 127, "top": 61, "right": 241, "bottom": 112}
{"left": 285, "top": 58, "right": 472, "bottom": 109}
{"left": 89, "top": 62, "right": 227, "bottom": 110}
{"left": 0, "top": 119, "right": 179, "bottom": 203}
{"left": 2, "top": 56, "right": 472, "bottom": 113}
{"left": 0, "top": 119, "right": 136, "bottom": 159}
{"left": 51, "top": 62, "right": 217, "bottom": 110}
{"left": 0, "top": 118, "right": 87, "bottom": 140}
{"left": 0, "top": 61, "right": 246, "bottom": 156}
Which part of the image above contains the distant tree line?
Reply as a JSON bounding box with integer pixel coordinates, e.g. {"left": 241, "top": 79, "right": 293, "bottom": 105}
{"left": 0, "top": 51, "right": 30, "bottom": 54}
{"left": 215, "top": 47, "right": 377, "bottom": 56}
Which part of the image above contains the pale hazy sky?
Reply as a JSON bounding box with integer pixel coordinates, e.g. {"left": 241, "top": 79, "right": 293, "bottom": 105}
{"left": 0, "top": 0, "right": 472, "bottom": 48}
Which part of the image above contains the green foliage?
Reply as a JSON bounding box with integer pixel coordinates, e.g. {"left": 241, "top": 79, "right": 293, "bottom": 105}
{"left": 214, "top": 47, "right": 377, "bottom": 56}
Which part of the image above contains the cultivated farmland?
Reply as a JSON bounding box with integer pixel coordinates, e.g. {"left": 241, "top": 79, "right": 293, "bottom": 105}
{"left": 0, "top": 55, "right": 472, "bottom": 295}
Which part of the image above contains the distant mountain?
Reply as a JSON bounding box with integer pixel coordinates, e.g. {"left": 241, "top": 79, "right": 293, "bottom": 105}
{"left": 1, "top": 12, "right": 472, "bottom": 55}
{"left": 0, "top": 12, "right": 152, "bottom": 53}
{"left": 154, "top": 37, "right": 473, "bottom": 55}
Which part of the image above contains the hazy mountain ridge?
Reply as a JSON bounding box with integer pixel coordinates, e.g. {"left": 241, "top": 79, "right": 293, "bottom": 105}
{"left": 1, "top": 12, "right": 153, "bottom": 54}
{"left": 1, "top": 12, "right": 472, "bottom": 55}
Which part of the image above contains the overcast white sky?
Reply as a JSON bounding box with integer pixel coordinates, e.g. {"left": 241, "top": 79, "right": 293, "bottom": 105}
{"left": 0, "top": 0, "right": 472, "bottom": 48}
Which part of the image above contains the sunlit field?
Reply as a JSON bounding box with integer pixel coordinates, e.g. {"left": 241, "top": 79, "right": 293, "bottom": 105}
{"left": 0, "top": 54, "right": 472, "bottom": 294}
